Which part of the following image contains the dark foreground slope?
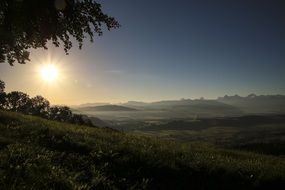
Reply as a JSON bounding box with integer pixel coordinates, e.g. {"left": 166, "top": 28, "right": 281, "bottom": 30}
{"left": 0, "top": 110, "right": 285, "bottom": 189}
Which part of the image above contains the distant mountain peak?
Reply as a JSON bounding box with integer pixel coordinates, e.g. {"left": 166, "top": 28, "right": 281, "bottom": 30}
{"left": 247, "top": 93, "right": 257, "bottom": 98}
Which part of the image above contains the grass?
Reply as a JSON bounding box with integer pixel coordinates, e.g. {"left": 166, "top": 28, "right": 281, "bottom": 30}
{"left": 0, "top": 110, "right": 285, "bottom": 189}
{"left": 134, "top": 120, "right": 285, "bottom": 155}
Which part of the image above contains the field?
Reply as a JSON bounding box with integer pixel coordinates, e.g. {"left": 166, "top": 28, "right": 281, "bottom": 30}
{"left": 0, "top": 110, "right": 285, "bottom": 189}
{"left": 76, "top": 109, "right": 285, "bottom": 156}
{"left": 133, "top": 115, "right": 285, "bottom": 155}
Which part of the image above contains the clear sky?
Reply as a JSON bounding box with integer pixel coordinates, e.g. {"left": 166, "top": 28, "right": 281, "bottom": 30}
{"left": 0, "top": 0, "right": 285, "bottom": 105}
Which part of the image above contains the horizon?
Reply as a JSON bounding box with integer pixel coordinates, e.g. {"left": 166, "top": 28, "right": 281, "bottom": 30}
{"left": 1, "top": 0, "right": 285, "bottom": 105}
{"left": 73, "top": 93, "right": 285, "bottom": 107}
{"left": 1, "top": 1, "right": 285, "bottom": 188}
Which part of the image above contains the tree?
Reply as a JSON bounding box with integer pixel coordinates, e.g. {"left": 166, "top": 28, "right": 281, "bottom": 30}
{"left": 71, "top": 113, "right": 94, "bottom": 126}
{"left": 0, "top": 93, "right": 5, "bottom": 109}
{"left": 0, "top": 0, "right": 119, "bottom": 65}
{"left": 29, "top": 95, "right": 50, "bottom": 118}
{"left": 49, "top": 105, "right": 73, "bottom": 122}
{"left": 0, "top": 80, "right": 5, "bottom": 93}
{"left": 0, "top": 80, "right": 5, "bottom": 109}
{"left": 4, "top": 91, "right": 31, "bottom": 112}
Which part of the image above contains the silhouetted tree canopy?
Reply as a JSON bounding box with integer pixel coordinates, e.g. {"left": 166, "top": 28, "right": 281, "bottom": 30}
{"left": 0, "top": 80, "right": 5, "bottom": 109}
{"left": 0, "top": 80, "right": 94, "bottom": 126}
{"left": 0, "top": 80, "right": 5, "bottom": 93}
{"left": 29, "top": 95, "right": 50, "bottom": 118}
{"left": 0, "top": 0, "right": 119, "bottom": 65}
{"left": 49, "top": 105, "right": 72, "bottom": 122}
{"left": 0, "top": 79, "right": 94, "bottom": 126}
{"left": 0, "top": 93, "right": 5, "bottom": 109}
{"left": 4, "top": 91, "right": 31, "bottom": 112}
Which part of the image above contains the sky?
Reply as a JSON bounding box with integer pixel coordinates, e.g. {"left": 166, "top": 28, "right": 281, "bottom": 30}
{"left": 0, "top": 0, "right": 285, "bottom": 105}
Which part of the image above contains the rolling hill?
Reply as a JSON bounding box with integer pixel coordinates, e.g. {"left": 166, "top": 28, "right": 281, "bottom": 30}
{"left": 122, "top": 95, "right": 285, "bottom": 115}
{"left": 0, "top": 110, "right": 285, "bottom": 189}
{"left": 76, "top": 95, "right": 285, "bottom": 122}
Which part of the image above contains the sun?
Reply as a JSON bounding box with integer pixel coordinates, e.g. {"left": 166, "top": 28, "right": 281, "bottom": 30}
{"left": 40, "top": 64, "right": 59, "bottom": 82}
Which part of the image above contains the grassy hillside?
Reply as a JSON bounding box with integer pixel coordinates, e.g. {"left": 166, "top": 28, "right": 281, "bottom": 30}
{"left": 0, "top": 110, "right": 285, "bottom": 189}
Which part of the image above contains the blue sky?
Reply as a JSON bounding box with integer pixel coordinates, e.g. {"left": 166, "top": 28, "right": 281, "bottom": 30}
{"left": 0, "top": 0, "right": 285, "bottom": 104}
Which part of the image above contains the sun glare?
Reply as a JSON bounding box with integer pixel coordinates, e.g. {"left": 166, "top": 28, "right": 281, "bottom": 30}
{"left": 40, "top": 65, "right": 59, "bottom": 82}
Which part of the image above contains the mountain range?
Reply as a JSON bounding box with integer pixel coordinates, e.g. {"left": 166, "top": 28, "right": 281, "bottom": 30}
{"left": 76, "top": 94, "right": 285, "bottom": 116}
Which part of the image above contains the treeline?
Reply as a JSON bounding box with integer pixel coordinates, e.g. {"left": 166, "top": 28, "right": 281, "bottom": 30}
{"left": 0, "top": 80, "right": 93, "bottom": 127}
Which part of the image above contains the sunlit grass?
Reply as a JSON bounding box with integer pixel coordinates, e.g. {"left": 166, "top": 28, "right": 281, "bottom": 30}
{"left": 0, "top": 110, "right": 285, "bottom": 189}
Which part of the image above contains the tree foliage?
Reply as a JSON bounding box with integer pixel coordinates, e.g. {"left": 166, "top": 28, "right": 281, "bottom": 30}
{"left": 49, "top": 105, "right": 72, "bottom": 122}
{"left": 0, "top": 80, "right": 5, "bottom": 93}
{"left": 4, "top": 91, "right": 31, "bottom": 112}
{"left": 0, "top": 0, "right": 119, "bottom": 65}
{"left": 0, "top": 80, "right": 94, "bottom": 126}
{"left": 29, "top": 95, "right": 50, "bottom": 118}
{"left": 0, "top": 80, "right": 5, "bottom": 109}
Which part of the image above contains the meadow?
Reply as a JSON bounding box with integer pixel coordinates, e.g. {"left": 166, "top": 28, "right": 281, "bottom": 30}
{"left": 133, "top": 115, "right": 285, "bottom": 156}
{"left": 0, "top": 110, "right": 285, "bottom": 189}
